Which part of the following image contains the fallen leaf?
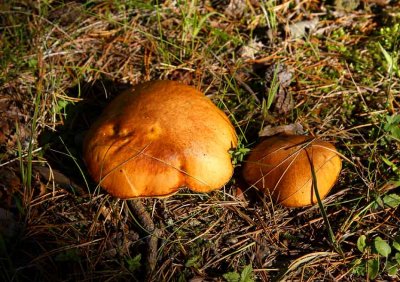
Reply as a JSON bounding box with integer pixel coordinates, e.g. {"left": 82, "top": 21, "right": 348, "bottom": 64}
{"left": 286, "top": 18, "right": 319, "bottom": 39}
{"left": 224, "top": 0, "right": 247, "bottom": 19}
{"left": 335, "top": 0, "right": 360, "bottom": 12}
{"left": 240, "top": 38, "right": 264, "bottom": 60}
{"left": 259, "top": 123, "right": 304, "bottom": 137}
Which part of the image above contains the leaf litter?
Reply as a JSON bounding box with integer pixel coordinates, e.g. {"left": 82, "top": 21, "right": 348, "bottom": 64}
{"left": 0, "top": 0, "right": 400, "bottom": 281}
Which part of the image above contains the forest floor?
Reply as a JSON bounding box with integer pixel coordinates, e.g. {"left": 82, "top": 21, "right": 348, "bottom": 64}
{"left": 1, "top": 0, "right": 400, "bottom": 281}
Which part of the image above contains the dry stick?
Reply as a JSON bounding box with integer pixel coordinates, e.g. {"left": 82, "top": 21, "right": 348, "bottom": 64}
{"left": 128, "top": 199, "right": 162, "bottom": 279}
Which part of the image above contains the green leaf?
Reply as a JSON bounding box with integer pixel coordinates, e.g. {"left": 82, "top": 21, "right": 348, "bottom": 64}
{"left": 383, "top": 194, "right": 400, "bottom": 208}
{"left": 379, "top": 43, "right": 399, "bottom": 75}
{"left": 28, "top": 58, "right": 38, "bottom": 68}
{"left": 351, "top": 258, "right": 366, "bottom": 276}
{"left": 367, "top": 258, "right": 379, "bottom": 280}
{"left": 391, "top": 127, "right": 400, "bottom": 139}
{"left": 387, "top": 114, "right": 400, "bottom": 124}
{"left": 393, "top": 241, "right": 400, "bottom": 252}
{"left": 240, "top": 264, "right": 254, "bottom": 282}
{"left": 223, "top": 271, "right": 240, "bottom": 282}
{"left": 126, "top": 254, "right": 141, "bottom": 272}
{"left": 384, "top": 115, "right": 400, "bottom": 138}
{"left": 374, "top": 237, "right": 392, "bottom": 257}
{"left": 357, "top": 235, "right": 367, "bottom": 253}
{"left": 56, "top": 99, "right": 70, "bottom": 115}
{"left": 382, "top": 157, "right": 398, "bottom": 171}
{"left": 375, "top": 196, "right": 384, "bottom": 209}
{"left": 394, "top": 236, "right": 400, "bottom": 252}
{"left": 396, "top": 252, "right": 400, "bottom": 264}
{"left": 185, "top": 255, "right": 201, "bottom": 268}
{"left": 386, "top": 260, "right": 399, "bottom": 277}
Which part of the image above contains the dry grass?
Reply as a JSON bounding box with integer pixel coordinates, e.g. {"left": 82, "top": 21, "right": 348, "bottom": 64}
{"left": 1, "top": 0, "right": 400, "bottom": 281}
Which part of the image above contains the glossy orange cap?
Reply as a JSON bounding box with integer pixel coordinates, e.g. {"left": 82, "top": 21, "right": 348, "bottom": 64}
{"left": 83, "top": 80, "right": 237, "bottom": 198}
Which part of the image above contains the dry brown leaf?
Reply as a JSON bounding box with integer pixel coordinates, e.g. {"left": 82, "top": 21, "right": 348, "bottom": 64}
{"left": 224, "top": 0, "right": 247, "bottom": 19}
{"left": 259, "top": 123, "right": 304, "bottom": 137}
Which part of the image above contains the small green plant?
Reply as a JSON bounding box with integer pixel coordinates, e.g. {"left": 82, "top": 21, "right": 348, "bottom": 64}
{"left": 378, "top": 23, "right": 400, "bottom": 51}
{"left": 383, "top": 114, "right": 400, "bottom": 141}
{"left": 223, "top": 264, "right": 254, "bottom": 282}
{"left": 185, "top": 255, "right": 202, "bottom": 269}
{"left": 126, "top": 254, "right": 142, "bottom": 273}
{"left": 379, "top": 191, "right": 400, "bottom": 209}
{"left": 179, "top": 0, "right": 217, "bottom": 57}
{"left": 260, "top": 0, "right": 277, "bottom": 31}
{"left": 379, "top": 43, "right": 400, "bottom": 78}
{"left": 265, "top": 65, "right": 280, "bottom": 111}
{"left": 229, "top": 140, "right": 250, "bottom": 166}
{"left": 352, "top": 235, "right": 400, "bottom": 279}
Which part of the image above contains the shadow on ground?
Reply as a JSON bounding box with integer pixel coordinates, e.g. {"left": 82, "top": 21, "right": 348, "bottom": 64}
{"left": 39, "top": 80, "right": 131, "bottom": 189}
{"left": 0, "top": 80, "right": 152, "bottom": 281}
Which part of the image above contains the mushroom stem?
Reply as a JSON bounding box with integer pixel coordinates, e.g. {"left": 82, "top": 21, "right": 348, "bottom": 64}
{"left": 127, "top": 199, "right": 162, "bottom": 279}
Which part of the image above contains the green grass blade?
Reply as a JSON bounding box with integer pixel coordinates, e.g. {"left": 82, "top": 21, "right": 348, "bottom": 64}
{"left": 306, "top": 150, "right": 343, "bottom": 255}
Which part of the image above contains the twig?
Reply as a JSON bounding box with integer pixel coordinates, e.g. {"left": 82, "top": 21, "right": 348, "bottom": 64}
{"left": 234, "top": 74, "right": 260, "bottom": 103}
{"left": 128, "top": 199, "right": 162, "bottom": 280}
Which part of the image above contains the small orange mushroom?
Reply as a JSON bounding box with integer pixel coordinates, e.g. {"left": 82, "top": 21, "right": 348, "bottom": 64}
{"left": 83, "top": 80, "right": 237, "bottom": 198}
{"left": 242, "top": 135, "right": 341, "bottom": 207}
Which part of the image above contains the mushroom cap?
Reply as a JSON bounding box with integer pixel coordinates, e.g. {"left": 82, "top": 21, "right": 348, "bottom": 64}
{"left": 83, "top": 80, "right": 237, "bottom": 198}
{"left": 242, "top": 135, "right": 341, "bottom": 207}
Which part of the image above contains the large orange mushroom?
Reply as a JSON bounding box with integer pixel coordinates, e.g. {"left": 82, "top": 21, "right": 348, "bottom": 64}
{"left": 242, "top": 135, "right": 341, "bottom": 207}
{"left": 83, "top": 80, "right": 237, "bottom": 198}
